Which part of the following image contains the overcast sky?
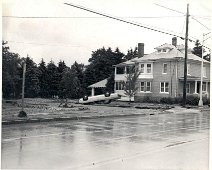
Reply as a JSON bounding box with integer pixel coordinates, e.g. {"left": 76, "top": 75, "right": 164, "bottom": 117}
{"left": 2, "top": 0, "right": 211, "bottom": 67}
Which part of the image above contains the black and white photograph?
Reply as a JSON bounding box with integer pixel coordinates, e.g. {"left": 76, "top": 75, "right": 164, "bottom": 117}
{"left": 1, "top": 0, "right": 211, "bottom": 169}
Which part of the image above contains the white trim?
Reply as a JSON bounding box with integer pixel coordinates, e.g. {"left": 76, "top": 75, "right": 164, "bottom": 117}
{"left": 140, "top": 81, "right": 152, "bottom": 93}
{"left": 140, "top": 63, "right": 153, "bottom": 74}
{"left": 160, "top": 82, "right": 169, "bottom": 93}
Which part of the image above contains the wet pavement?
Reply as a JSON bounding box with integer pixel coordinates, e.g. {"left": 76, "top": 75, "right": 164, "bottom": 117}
{"left": 1, "top": 111, "right": 210, "bottom": 169}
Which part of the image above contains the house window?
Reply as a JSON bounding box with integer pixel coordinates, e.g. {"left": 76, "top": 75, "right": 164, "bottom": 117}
{"left": 162, "top": 49, "right": 167, "bottom": 52}
{"left": 116, "top": 82, "right": 123, "bottom": 90}
{"left": 147, "top": 64, "right": 152, "bottom": 73}
{"left": 140, "top": 82, "right": 145, "bottom": 92}
{"left": 163, "top": 63, "right": 168, "bottom": 74}
{"left": 160, "top": 82, "right": 169, "bottom": 93}
{"left": 187, "top": 64, "right": 190, "bottom": 75}
{"left": 146, "top": 82, "right": 151, "bottom": 92}
{"left": 141, "top": 64, "right": 144, "bottom": 73}
{"left": 202, "top": 82, "right": 207, "bottom": 92}
{"left": 203, "top": 67, "right": 206, "bottom": 77}
{"left": 140, "top": 82, "right": 151, "bottom": 92}
{"left": 186, "top": 83, "right": 190, "bottom": 93}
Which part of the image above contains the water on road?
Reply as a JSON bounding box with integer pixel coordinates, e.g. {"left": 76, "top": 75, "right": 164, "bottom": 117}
{"left": 1, "top": 111, "right": 209, "bottom": 169}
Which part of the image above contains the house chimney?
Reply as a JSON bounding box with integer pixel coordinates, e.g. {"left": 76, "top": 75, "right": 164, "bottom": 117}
{"left": 172, "top": 37, "right": 177, "bottom": 47}
{"left": 138, "top": 43, "right": 144, "bottom": 58}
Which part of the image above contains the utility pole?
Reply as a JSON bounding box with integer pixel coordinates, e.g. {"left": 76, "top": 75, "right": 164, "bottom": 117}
{"left": 183, "top": 4, "right": 189, "bottom": 106}
{"left": 21, "top": 61, "right": 26, "bottom": 112}
{"left": 198, "top": 33, "right": 204, "bottom": 107}
{"left": 18, "top": 57, "right": 27, "bottom": 117}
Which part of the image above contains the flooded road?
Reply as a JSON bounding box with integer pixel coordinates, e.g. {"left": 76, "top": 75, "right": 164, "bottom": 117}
{"left": 1, "top": 111, "right": 209, "bottom": 169}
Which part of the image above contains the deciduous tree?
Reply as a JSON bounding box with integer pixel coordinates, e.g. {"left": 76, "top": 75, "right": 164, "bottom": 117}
{"left": 121, "top": 67, "right": 141, "bottom": 103}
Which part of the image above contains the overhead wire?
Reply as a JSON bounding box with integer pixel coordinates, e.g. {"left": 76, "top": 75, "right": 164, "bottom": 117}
{"left": 63, "top": 2, "right": 210, "bottom": 50}
{"left": 154, "top": 3, "right": 185, "bottom": 15}
{"left": 63, "top": 3, "right": 192, "bottom": 41}
{"left": 191, "top": 17, "right": 211, "bottom": 30}
{"left": 3, "top": 3, "right": 211, "bottom": 50}
{"left": 2, "top": 15, "right": 185, "bottom": 19}
{"left": 6, "top": 40, "right": 85, "bottom": 47}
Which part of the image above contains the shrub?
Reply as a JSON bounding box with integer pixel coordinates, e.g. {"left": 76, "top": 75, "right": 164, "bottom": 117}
{"left": 203, "top": 97, "right": 210, "bottom": 105}
{"left": 143, "top": 96, "right": 150, "bottom": 103}
{"left": 160, "top": 96, "right": 209, "bottom": 106}
{"left": 174, "top": 97, "right": 183, "bottom": 104}
{"left": 186, "top": 95, "right": 199, "bottom": 105}
{"left": 160, "top": 97, "right": 174, "bottom": 104}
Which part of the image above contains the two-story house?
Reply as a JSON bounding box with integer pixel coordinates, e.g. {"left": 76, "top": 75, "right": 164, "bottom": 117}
{"left": 114, "top": 38, "right": 210, "bottom": 102}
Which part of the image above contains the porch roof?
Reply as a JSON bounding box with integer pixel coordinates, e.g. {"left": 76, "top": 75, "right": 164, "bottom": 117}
{"left": 88, "top": 78, "right": 108, "bottom": 88}
{"left": 179, "top": 76, "right": 210, "bottom": 82}
{"left": 114, "top": 59, "right": 137, "bottom": 67}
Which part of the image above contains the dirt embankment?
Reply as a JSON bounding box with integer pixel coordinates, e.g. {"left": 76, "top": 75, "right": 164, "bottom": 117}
{"left": 2, "top": 98, "right": 207, "bottom": 123}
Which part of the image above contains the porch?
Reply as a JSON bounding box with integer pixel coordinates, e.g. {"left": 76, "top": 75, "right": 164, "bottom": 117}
{"left": 179, "top": 77, "right": 210, "bottom": 98}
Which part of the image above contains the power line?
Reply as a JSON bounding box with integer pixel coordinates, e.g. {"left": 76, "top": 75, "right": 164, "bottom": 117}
{"left": 154, "top": 3, "right": 211, "bottom": 29}
{"left": 63, "top": 2, "right": 210, "bottom": 50}
{"left": 2, "top": 15, "right": 185, "bottom": 19}
{"left": 154, "top": 3, "right": 185, "bottom": 15}
{"left": 6, "top": 40, "right": 85, "bottom": 47}
{"left": 133, "top": 20, "right": 184, "bottom": 36}
{"left": 191, "top": 17, "right": 211, "bottom": 30}
{"left": 64, "top": 3, "right": 189, "bottom": 40}
{"left": 154, "top": 3, "right": 211, "bottom": 19}
{"left": 193, "top": 16, "right": 211, "bottom": 20}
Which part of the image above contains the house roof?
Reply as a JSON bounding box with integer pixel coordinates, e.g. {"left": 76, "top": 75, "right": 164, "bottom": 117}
{"left": 88, "top": 78, "right": 107, "bottom": 88}
{"left": 114, "top": 43, "right": 209, "bottom": 67}
{"left": 114, "top": 58, "right": 137, "bottom": 67}
{"left": 154, "top": 43, "right": 175, "bottom": 50}
{"left": 134, "top": 44, "right": 210, "bottom": 63}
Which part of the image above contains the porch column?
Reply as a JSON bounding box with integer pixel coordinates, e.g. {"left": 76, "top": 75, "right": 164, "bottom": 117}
{"left": 124, "top": 66, "right": 127, "bottom": 74}
{"left": 91, "top": 87, "right": 95, "bottom": 96}
{"left": 115, "top": 67, "right": 117, "bottom": 75}
{"left": 194, "top": 80, "right": 197, "bottom": 94}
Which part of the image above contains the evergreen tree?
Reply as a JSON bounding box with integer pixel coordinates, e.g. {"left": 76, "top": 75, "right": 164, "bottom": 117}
{"left": 2, "top": 41, "right": 22, "bottom": 98}
{"left": 192, "top": 40, "right": 210, "bottom": 61}
{"left": 123, "top": 47, "right": 138, "bottom": 61}
{"left": 57, "top": 60, "right": 67, "bottom": 74}
{"left": 46, "top": 60, "right": 60, "bottom": 97}
{"left": 59, "top": 61, "right": 85, "bottom": 99}
{"left": 192, "top": 40, "right": 202, "bottom": 57}
{"left": 24, "top": 57, "right": 40, "bottom": 98}
{"left": 38, "top": 58, "right": 49, "bottom": 98}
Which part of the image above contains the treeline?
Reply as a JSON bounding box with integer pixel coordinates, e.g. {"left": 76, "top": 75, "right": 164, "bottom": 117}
{"left": 2, "top": 41, "right": 138, "bottom": 99}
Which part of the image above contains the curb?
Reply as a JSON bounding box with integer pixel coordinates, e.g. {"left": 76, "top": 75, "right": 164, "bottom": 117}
{"left": 2, "top": 113, "right": 151, "bottom": 125}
